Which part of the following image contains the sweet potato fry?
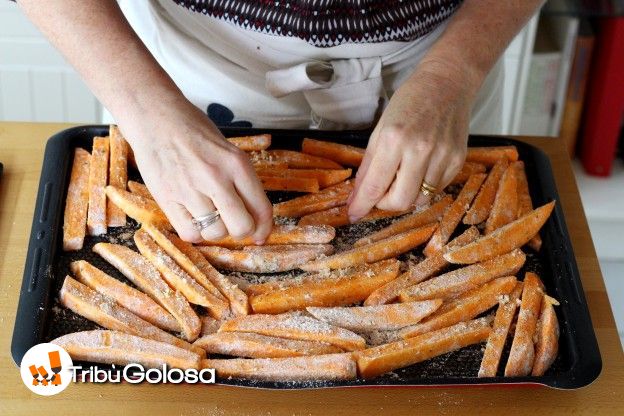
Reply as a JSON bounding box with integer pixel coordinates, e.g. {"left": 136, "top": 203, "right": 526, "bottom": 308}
{"left": 249, "top": 260, "right": 400, "bottom": 314}
{"left": 251, "top": 161, "right": 289, "bottom": 170}
{"left": 194, "top": 332, "right": 342, "bottom": 358}
{"left": 105, "top": 185, "right": 170, "bottom": 228}
{"left": 164, "top": 230, "right": 249, "bottom": 316}
{"left": 227, "top": 134, "right": 271, "bottom": 151}
{"left": 127, "top": 180, "right": 153, "bottom": 200}
{"left": 307, "top": 300, "right": 442, "bottom": 332}
{"left": 250, "top": 149, "right": 343, "bottom": 169}
{"left": 466, "top": 145, "right": 519, "bottom": 166}
{"left": 52, "top": 330, "right": 201, "bottom": 370}
{"left": 203, "top": 353, "right": 356, "bottom": 381}
{"left": 505, "top": 272, "right": 545, "bottom": 377}
{"left": 354, "top": 317, "right": 492, "bottom": 379}
{"left": 63, "top": 148, "right": 91, "bottom": 251}
{"left": 532, "top": 294, "right": 560, "bottom": 376}
{"left": 444, "top": 201, "right": 555, "bottom": 264}
{"left": 449, "top": 162, "right": 487, "bottom": 185}
{"left": 134, "top": 229, "right": 230, "bottom": 318}
{"left": 87, "top": 136, "right": 109, "bottom": 236}
{"left": 108, "top": 125, "right": 128, "bottom": 227}
{"left": 199, "top": 244, "right": 333, "bottom": 273}
{"left": 301, "top": 138, "right": 365, "bottom": 167}
{"left": 200, "top": 315, "right": 222, "bottom": 336}
{"left": 478, "top": 281, "right": 523, "bottom": 377}
{"left": 273, "top": 180, "right": 353, "bottom": 217}
{"left": 198, "top": 224, "right": 336, "bottom": 248}
{"left": 400, "top": 249, "right": 525, "bottom": 302}
{"left": 259, "top": 175, "right": 320, "bottom": 192}
{"left": 484, "top": 163, "right": 518, "bottom": 234}
{"left": 353, "top": 196, "right": 452, "bottom": 247}
{"left": 257, "top": 167, "right": 352, "bottom": 189}
{"left": 298, "top": 205, "right": 407, "bottom": 227}
{"left": 219, "top": 313, "right": 366, "bottom": 351}
{"left": 423, "top": 174, "right": 486, "bottom": 257}
{"left": 463, "top": 158, "right": 509, "bottom": 225}
{"left": 92, "top": 242, "right": 201, "bottom": 341}
{"left": 364, "top": 226, "right": 480, "bottom": 306}
{"left": 514, "top": 161, "right": 542, "bottom": 251}
{"left": 399, "top": 276, "right": 517, "bottom": 339}
{"left": 69, "top": 260, "right": 180, "bottom": 333}
{"left": 301, "top": 223, "right": 437, "bottom": 271}
{"left": 59, "top": 276, "right": 203, "bottom": 356}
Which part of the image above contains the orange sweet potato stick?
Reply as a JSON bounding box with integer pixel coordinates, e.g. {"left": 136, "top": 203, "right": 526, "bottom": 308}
{"left": 200, "top": 315, "right": 222, "bottom": 336}
{"left": 165, "top": 231, "right": 250, "bottom": 316}
{"left": 399, "top": 276, "right": 517, "bottom": 339}
{"left": 202, "top": 353, "right": 357, "bottom": 381}
{"left": 273, "top": 180, "right": 353, "bottom": 217}
{"left": 399, "top": 249, "right": 525, "bottom": 302}
{"left": 105, "top": 185, "right": 171, "bottom": 228}
{"left": 449, "top": 162, "right": 487, "bottom": 185}
{"left": 514, "top": 161, "right": 543, "bottom": 251}
{"left": 300, "top": 223, "right": 437, "bottom": 271}
{"left": 243, "top": 271, "right": 330, "bottom": 297}
{"left": 249, "top": 260, "right": 400, "bottom": 314}
{"left": 52, "top": 330, "right": 201, "bottom": 370}
{"left": 227, "top": 134, "right": 271, "bottom": 151}
{"left": 478, "top": 281, "right": 523, "bottom": 377}
{"left": 354, "top": 316, "right": 492, "bottom": 379}
{"left": 250, "top": 149, "right": 343, "bottom": 169}
{"left": 463, "top": 158, "right": 509, "bottom": 225}
{"left": 198, "top": 244, "right": 334, "bottom": 273}
{"left": 484, "top": 163, "right": 518, "bottom": 234}
{"left": 87, "top": 136, "right": 109, "bottom": 236}
{"left": 466, "top": 145, "right": 519, "bottom": 166}
{"left": 505, "top": 272, "right": 545, "bottom": 377}
{"left": 364, "top": 226, "right": 480, "bottom": 306}
{"left": 258, "top": 175, "right": 320, "bottom": 193}
{"left": 92, "top": 242, "right": 201, "bottom": 342}
{"left": 59, "top": 276, "right": 204, "bottom": 356}
{"left": 255, "top": 167, "right": 352, "bottom": 189}
{"left": 107, "top": 125, "right": 128, "bottom": 227}
{"left": 301, "top": 138, "right": 365, "bottom": 167}
{"left": 423, "top": 174, "right": 486, "bottom": 257}
{"left": 69, "top": 260, "right": 181, "bottom": 333}
{"left": 134, "top": 229, "right": 230, "bottom": 319}
{"left": 219, "top": 313, "right": 366, "bottom": 351}
{"left": 127, "top": 180, "right": 153, "bottom": 200}
{"left": 444, "top": 201, "right": 555, "bottom": 265}
{"left": 298, "top": 205, "right": 407, "bottom": 227}
{"left": 193, "top": 332, "right": 342, "bottom": 358}
{"left": 531, "top": 294, "right": 560, "bottom": 376}
{"left": 63, "top": 148, "right": 91, "bottom": 251}
{"left": 197, "top": 224, "right": 336, "bottom": 248}
{"left": 353, "top": 195, "right": 452, "bottom": 247}
{"left": 307, "top": 300, "right": 442, "bottom": 332}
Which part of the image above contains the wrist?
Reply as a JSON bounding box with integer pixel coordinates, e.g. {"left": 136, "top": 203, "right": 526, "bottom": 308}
{"left": 413, "top": 57, "right": 484, "bottom": 100}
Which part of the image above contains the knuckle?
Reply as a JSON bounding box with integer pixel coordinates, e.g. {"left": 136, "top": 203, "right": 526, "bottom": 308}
{"left": 381, "top": 124, "right": 410, "bottom": 143}
{"left": 364, "top": 182, "right": 387, "bottom": 201}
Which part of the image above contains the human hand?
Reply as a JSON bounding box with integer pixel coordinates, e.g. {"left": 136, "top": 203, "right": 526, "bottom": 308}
{"left": 119, "top": 97, "right": 273, "bottom": 243}
{"left": 347, "top": 64, "right": 475, "bottom": 222}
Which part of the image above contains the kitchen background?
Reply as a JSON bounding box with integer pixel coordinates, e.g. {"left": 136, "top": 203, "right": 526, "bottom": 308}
{"left": 1, "top": 1, "right": 622, "bottom": 347}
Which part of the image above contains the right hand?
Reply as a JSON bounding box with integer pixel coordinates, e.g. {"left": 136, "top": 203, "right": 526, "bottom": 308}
{"left": 118, "top": 98, "right": 273, "bottom": 244}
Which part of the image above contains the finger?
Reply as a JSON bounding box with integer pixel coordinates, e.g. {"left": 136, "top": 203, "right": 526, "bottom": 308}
{"left": 347, "top": 145, "right": 401, "bottom": 222}
{"left": 376, "top": 149, "right": 431, "bottom": 211}
{"left": 233, "top": 169, "right": 274, "bottom": 244}
{"left": 414, "top": 150, "right": 448, "bottom": 208}
{"left": 348, "top": 122, "right": 383, "bottom": 205}
{"left": 158, "top": 200, "right": 203, "bottom": 243}
{"left": 210, "top": 182, "right": 256, "bottom": 239}
{"left": 183, "top": 191, "right": 228, "bottom": 241}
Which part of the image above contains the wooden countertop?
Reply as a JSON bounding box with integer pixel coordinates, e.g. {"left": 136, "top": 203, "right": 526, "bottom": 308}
{"left": 0, "top": 122, "right": 622, "bottom": 416}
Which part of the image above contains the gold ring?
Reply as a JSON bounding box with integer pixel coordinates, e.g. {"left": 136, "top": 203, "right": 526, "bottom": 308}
{"left": 420, "top": 181, "right": 438, "bottom": 197}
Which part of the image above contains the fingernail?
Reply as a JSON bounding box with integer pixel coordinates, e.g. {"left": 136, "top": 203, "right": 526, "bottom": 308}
{"left": 348, "top": 215, "right": 361, "bottom": 224}
{"left": 254, "top": 239, "right": 266, "bottom": 245}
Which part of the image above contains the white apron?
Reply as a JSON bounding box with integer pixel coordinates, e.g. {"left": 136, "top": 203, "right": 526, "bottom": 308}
{"left": 115, "top": 0, "right": 504, "bottom": 133}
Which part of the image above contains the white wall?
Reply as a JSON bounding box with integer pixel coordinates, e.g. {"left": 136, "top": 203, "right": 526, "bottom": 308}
{"left": 0, "top": 1, "right": 101, "bottom": 123}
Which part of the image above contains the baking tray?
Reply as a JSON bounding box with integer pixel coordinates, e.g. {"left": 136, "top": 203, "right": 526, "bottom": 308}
{"left": 11, "top": 125, "right": 601, "bottom": 389}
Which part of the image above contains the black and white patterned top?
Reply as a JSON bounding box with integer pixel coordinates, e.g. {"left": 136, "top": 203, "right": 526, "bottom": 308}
{"left": 171, "top": 0, "right": 463, "bottom": 47}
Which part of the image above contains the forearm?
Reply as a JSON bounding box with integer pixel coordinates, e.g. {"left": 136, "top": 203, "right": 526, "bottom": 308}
{"left": 411, "top": 0, "right": 544, "bottom": 96}
{"left": 16, "top": 0, "right": 184, "bottom": 131}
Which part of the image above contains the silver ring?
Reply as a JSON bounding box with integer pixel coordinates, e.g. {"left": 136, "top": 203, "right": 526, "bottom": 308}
{"left": 191, "top": 211, "right": 221, "bottom": 231}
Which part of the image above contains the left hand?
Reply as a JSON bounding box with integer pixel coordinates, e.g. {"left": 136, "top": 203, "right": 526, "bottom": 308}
{"left": 347, "top": 64, "right": 476, "bottom": 222}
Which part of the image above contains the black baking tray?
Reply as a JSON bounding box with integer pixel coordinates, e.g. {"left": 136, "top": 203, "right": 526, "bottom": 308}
{"left": 11, "top": 125, "right": 601, "bottom": 389}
